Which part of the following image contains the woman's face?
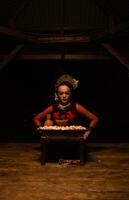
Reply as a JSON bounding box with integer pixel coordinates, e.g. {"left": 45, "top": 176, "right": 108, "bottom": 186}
{"left": 57, "top": 85, "right": 71, "bottom": 105}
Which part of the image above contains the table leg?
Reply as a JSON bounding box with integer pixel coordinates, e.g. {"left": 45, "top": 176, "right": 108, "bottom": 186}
{"left": 80, "top": 139, "right": 85, "bottom": 165}
{"left": 40, "top": 137, "right": 47, "bottom": 165}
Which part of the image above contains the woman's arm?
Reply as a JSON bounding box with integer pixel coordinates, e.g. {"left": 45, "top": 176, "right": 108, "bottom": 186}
{"left": 33, "top": 105, "right": 53, "bottom": 127}
{"left": 76, "top": 103, "right": 99, "bottom": 139}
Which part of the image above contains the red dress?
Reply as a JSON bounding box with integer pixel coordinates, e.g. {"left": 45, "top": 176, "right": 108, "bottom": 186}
{"left": 52, "top": 103, "right": 78, "bottom": 125}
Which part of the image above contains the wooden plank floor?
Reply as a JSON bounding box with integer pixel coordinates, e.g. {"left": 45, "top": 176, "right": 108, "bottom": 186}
{"left": 0, "top": 143, "right": 129, "bottom": 200}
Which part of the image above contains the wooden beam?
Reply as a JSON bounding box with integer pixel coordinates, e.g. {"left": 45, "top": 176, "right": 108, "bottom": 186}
{"left": 21, "top": 53, "right": 110, "bottom": 60}
{"left": 0, "top": 45, "right": 24, "bottom": 71}
{"left": 101, "top": 42, "right": 129, "bottom": 71}
{"left": 0, "top": 53, "right": 110, "bottom": 61}
{"left": 0, "top": 24, "right": 129, "bottom": 46}
{"left": 0, "top": 26, "right": 90, "bottom": 44}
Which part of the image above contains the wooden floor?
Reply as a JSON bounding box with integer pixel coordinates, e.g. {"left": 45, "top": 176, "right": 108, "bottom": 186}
{"left": 0, "top": 143, "right": 129, "bottom": 200}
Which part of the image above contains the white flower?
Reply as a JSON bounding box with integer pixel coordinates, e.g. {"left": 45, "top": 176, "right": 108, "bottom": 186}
{"left": 72, "top": 78, "right": 79, "bottom": 89}
{"left": 55, "top": 93, "right": 58, "bottom": 101}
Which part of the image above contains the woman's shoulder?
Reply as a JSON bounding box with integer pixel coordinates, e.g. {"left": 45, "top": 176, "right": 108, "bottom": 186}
{"left": 75, "top": 102, "right": 88, "bottom": 112}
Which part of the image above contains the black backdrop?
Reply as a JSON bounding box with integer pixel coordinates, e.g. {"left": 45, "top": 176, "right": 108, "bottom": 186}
{"left": 0, "top": 59, "right": 129, "bottom": 142}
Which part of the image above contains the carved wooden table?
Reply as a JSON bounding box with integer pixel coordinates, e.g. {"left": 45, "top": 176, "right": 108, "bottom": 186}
{"left": 38, "top": 126, "right": 87, "bottom": 165}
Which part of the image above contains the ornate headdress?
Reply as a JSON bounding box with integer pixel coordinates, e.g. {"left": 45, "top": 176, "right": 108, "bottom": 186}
{"left": 55, "top": 74, "right": 79, "bottom": 90}
{"left": 55, "top": 74, "right": 79, "bottom": 101}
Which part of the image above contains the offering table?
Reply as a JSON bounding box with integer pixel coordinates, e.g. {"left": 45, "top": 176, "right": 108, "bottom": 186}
{"left": 38, "top": 126, "right": 87, "bottom": 165}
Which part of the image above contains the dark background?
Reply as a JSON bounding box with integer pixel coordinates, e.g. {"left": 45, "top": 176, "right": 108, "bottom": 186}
{"left": 0, "top": 58, "right": 128, "bottom": 143}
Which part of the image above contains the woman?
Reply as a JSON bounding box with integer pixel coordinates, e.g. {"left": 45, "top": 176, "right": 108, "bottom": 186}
{"left": 33, "top": 74, "right": 99, "bottom": 140}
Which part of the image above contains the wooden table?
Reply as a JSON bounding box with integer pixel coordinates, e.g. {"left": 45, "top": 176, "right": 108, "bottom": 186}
{"left": 40, "top": 130, "right": 86, "bottom": 165}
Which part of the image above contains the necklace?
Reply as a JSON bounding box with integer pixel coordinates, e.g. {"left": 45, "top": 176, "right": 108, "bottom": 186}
{"left": 58, "top": 103, "right": 71, "bottom": 110}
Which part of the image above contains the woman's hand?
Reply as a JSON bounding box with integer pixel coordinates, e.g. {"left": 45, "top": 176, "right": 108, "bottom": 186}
{"left": 83, "top": 130, "right": 91, "bottom": 140}
{"left": 44, "top": 119, "right": 54, "bottom": 126}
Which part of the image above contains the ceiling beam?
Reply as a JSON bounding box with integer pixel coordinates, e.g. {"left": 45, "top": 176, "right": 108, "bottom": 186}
{"left": 0, "top": 53, "right": 110, "bottom": 61}
{"left": 0, "top": 45, "right": 24, "bottom": 71}
{"left": 101, "top": 42, "right": 129, "bottom": 71}
{"left": 0, "top": 26, "right": 90, "bottom": 44}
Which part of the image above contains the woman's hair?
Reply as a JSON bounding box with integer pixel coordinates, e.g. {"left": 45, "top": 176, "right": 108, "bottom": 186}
{"left": 55, "top": 74, "right": 78, "bottom": 91}
{"left": 54, "top": 74, "right": 79, "bottom": 101}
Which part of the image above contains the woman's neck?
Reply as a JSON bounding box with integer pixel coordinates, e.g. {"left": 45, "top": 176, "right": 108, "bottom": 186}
{"left": 58, "top": 102, "right": 71, "bottom": 110}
